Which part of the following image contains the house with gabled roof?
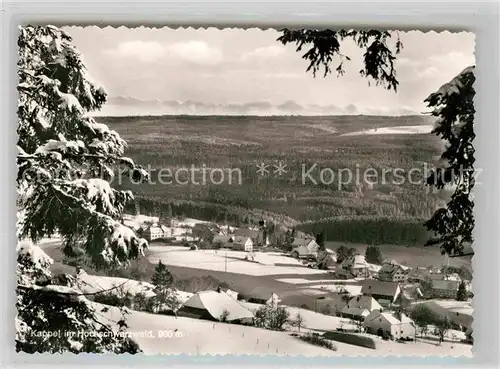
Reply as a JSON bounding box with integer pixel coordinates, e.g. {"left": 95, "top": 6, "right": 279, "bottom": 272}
{"left": 361, "top": 280, "right": 401, "bottom": 306}
{"left": 192, "top": 223, "right": 220, "bottom": 243}
{"left": 341, "top": 295, "right": 383, "bottom": 320}
{"left": 363, "top": 310, "right": 416, "bottom": 340}
{"left": 212, "top": 235, "right": 234, "bottom": 248}
{"left": 177, "top": 290, "right": 254, "bottom": 324}
{"left": 234, "top": 228, "right": 268, "bottom": 246}
{"left": 341, "top": 254, "right": 370, "bottom": 278}
{"left": 378, "top": 261, "right": 409, "bottom": 283}
{"left": 431, "top": 279, "right": 460, "bottom": 299}
{"left": 144, "top": 224, "right": 164, "bottom": 241}
{"left": 291, "top": 238, "right": 320, "bottom": 259}
{"left": 229, "top": 236, "right": 253, "bottom": 252}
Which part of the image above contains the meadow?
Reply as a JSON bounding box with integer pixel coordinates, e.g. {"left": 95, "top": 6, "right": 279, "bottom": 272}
{"left": 100, "top": 114, "right": 449, "bottom": 246}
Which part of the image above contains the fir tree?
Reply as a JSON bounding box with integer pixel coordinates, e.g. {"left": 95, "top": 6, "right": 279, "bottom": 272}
{"left": 16, "top": 25, "right": 147, "bottom": 353}
{"left": 165, "top": 203, "right": 173, "bottom": 218}
{"left": 456, "top": 280, "right": 468, "bottom": 301}
{"left": 365, "top": 245, "right": 383, "bottom": 264}
{"left": 151, "top": 260, "right": 179, "bottom": 313}
{"left": 315, "top": 231, "right": 326, "bottom": 250}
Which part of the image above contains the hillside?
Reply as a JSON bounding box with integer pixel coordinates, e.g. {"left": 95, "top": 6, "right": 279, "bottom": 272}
{"left": 100, "top": 114, "right": 446, "bottom": 246}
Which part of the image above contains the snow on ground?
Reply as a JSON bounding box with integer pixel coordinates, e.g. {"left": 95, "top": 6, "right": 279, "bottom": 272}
{"left": 122, "top": 214, "right": 159, "bottom": 230}
{"left": 176, "top": 218, "right": 210, "bottom": 227}
{"left": 241, "top": 301, "right": 356, "bottom": 332}
{"left": 100, "top": 303, "right": 337, "bottom": 356}
{"left": 75, "top": 271, "right": 193, "bottom": 303}
{"left": 306, "top": 284, "right": 363, "bottom": 296}
{"left": 147, "top": 246, "right": 328, "bottom": 276}
{"left": 429, "top": 299, "right": 473, "bottom": 315}
{"left": 342, "top": 125, "right": 433, "bottom": 137}
{"left": 75, "top": 270, "right": 156, "bottom": 297}
{"left": 98, "top": 302, "right": 471, "bottom": 356}
{"left": 249, "top": 252, "right": 304, "bottom": 266}
{"left": 296, "top": 288, "right": 332, "bottom": 296}
{"left": 275, "top": 278, "right": 358, "bottom": 284}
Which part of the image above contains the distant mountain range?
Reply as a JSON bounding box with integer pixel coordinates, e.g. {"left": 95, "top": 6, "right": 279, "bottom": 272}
{"left": 92, "top": 96, "right": 420, "bottom": 117}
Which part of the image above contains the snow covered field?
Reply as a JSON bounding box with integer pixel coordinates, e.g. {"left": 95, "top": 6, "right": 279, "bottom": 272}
{"left": 306, "top": 284, "right": 363, "bottom": 296}
{"left": 99, "top": 303, "right": 471, "bottom": 356}
{"left": 342, "top": 125, "right": 433, "bottom": 136}
{"left": 75, "top": 270, "right": 194, "bottom": 303}
{"left": 275, "top": 278, "right": 358, "bottom": 284}
{"left": 147, "top": 246, "right": 327, "bottom": 277}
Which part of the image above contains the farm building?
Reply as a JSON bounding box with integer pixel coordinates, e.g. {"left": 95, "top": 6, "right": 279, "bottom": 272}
{"left": 228, "top": 236, "right": 253, "bottom": 252}
{"left": 212, "top": 235, "right": 234, "bottom": 248}
{"left": 177, "top": 291, "right": 254, "bottom": 324}
{"left": 341, "top": 255, "right": 370, "bottom": 278}
{"left": 341, "top": 295, "right": 383, "bottom": 320}
{"left": 234, "top": 228, "right": 269, "bottom": 246}
{"left": 291, "top": 238, "right": 320, "bottom": 258}
{"left": 364, "top": 310, "right": 416, "bottom": 340}
{"left": 361, "top": 280, "right": 401, "bottom": 306}
{"left": 378, "top": 261, "right": 409, "bottom": 283}
{"left": 431, "top": 279, "right": 460, "bottom": 299}
{"left": 192, "top": 223, "right": 219, "bottom": 243}
{"left": 143, "top": 224, "right": 164, "bottom": 241}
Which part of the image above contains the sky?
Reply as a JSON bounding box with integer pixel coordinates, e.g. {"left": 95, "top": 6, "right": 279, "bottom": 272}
{"left": 64, "top": 26, "right": 475, "bottom": 116}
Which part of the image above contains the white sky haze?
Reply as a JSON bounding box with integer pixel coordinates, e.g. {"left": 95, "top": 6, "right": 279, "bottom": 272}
{"left": 64, "top": 26, "right": 475, "bottom": 116}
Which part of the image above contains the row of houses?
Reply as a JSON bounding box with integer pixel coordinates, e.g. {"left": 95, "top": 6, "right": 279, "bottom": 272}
{"left": 209, "top": 227, "right": 270, "bottom": 252}
{"left": 177, "top": 289, "right": 416, "bottom": 341}
{"left": 339, "top": 257, "right": 471, "bottom": 300}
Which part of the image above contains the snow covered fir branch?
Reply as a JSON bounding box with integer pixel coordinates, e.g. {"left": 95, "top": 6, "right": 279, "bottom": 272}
{"left": 16, "top": 25, "right": 149, "bottom": 353}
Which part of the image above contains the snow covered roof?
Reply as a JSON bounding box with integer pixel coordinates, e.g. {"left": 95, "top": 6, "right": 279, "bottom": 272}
{"left": 266, "top": 292, "right": 281, "bottom": 306}
{"left": 346, "top": 295, "right": 382, "bottom": 311}
{"left": 233, "top": 236, "right": 252, "bottom": 245}
{"left": 367, "top": 263, "right": 382, "bottom": 272}
{"left": 342, "top": 254, "right": 368, "bottom": 269}
{"left": 291, "top": 238, "right": 316, "bottom": 247}
{"left": 379, "top": 262, "right": 406, "bottom": 276}
{"left": 234, "top": 228, "right": 260, "bottom": 239}
{"left": 364, "top": 310, "right": 402, "bottom": 326}
{"left": 361, "top": 280, "right": 400, "bottom": 298}
{"left": 341, "top": 305, "right": 370, "bottom": 317}
{"left": 181, "top": 291, "right": 254, "bottom": 322}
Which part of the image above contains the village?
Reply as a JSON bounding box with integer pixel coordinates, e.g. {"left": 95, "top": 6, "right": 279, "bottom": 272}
{"left": 62, "top": 209, "right": 474, "bottom": 355}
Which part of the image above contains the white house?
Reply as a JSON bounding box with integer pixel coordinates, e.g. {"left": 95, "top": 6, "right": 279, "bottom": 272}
{"left": 230, "top": 236, "right": 254, "bottom": 252}
{"left": 144, "top": 224, "right": 164, "bottom": 241}
{"left": 234, "top": 228, "right": 269, "bottom": 247}
{"left": 341, "top": 255, "right": 370, "bottom": 278}
{"left": 364, "top": 310, "right": 416, "bottom": 340}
